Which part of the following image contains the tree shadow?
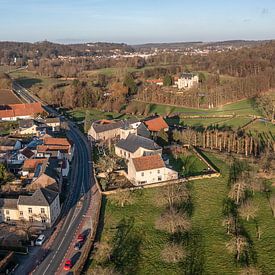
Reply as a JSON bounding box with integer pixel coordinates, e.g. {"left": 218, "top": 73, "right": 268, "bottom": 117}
{"left": 111, "top": 217, "right": 143, "bottom": 274}
{"left": 16, "top": 77, "right": 42, "bottom": 88}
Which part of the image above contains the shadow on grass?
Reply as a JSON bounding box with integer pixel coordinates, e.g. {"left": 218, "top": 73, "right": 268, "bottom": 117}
{"left": 194, "top": 147, "right": 220, "bottom": 173}
{"left": 111, "top": 217, "right": 143, "bottom": 274}
{"left": 180, "top": 228, "right": 205, "bottom": 275}
{"left": 16, "top": 77, "right": 42, "bottom": 88}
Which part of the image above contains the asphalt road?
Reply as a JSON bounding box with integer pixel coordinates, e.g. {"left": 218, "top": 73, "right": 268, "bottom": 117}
{"left": 12, "top": 83, "right": 95, "bottom": 274}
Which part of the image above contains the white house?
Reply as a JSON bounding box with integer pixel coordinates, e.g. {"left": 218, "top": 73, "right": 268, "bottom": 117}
{"left": 0, "top": 188, "right": 61, "bottom": 228}
{"left": 127, "top": 154, "right": 178, "bottom": 185}
{"left": 115, "top": 134, "right": 162, "bottom": 160}
{"left": 175, "top": 73, "right": 199, "bottom": 90}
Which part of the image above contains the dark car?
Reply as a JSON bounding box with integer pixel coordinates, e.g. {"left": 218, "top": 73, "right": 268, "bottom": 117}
{"left": 74, "top": 241, "right": 84, "bottom": 251}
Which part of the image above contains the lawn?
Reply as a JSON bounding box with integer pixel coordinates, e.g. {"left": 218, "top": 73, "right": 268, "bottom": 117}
{"left": 134, "top": 98, "right": 260, "bottom": 117}
{"left": 168, "top": 150, "right": 209, "bottom": 177}
{"left": 87, "top": 153, "right": 239, "bottom": 274}
{"left": 9, "top": 70, "right": 70, "bottom": 89}
{"left": 246, "top": 120, "right": 275, "bottom": 136}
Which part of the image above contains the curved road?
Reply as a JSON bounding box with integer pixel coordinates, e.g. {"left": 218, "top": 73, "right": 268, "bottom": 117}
{"left": 12, "top": 83, "right": 96, "bottom": 274}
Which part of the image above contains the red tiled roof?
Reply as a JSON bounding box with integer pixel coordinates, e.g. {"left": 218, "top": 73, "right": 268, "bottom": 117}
{"left": 22, "top": 158, "right": 47, "bottom": 170}
{"left": 0, "top": 103, "right": 45, "bottom": 119}
{"left": 37, "top": 145, "right": 69, "bottom": 153}
{"left": 44, "top": 137, "right": 71, "bottom": 147}
{"left": 144, "top": 117, "right": 169, "bottom": 132}
{"left": 132, "top": 154, "right": 165, "bottom": 172}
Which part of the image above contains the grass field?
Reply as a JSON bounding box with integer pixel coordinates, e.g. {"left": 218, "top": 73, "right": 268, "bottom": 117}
{"left": 88, "top": 152, "right": 275, "bottom": 274}
{"left": 9, "top": 70, "right": 70, "bottom": 89}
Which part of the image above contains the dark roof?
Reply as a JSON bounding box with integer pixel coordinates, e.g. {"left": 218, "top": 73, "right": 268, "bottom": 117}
{"left": 21, "top": 147, "right": 34, "bottom": 159}
{"left": 92, "top": 118, "right": 139, "bottom": 133}
{"left": 181, "top": 73, "right": 196, "bottom": 79}
{"left": 116, "top": 134, "right": 161, "bottom": 153}
{"left": 0, "top": 138, "right": 18, "bottom": 147}
{"left": 44, "top": 117, "right": 60, "bottom": 124}
{"left": 18, "top": 188, "right": 58, "bottom": 206}
{"left": 137, "top": 123, "right": 151, "bottom": 139}
{"left": 0, "top": 198, "right": 18, "bottom": 209}
{"left": 18, "top": 119, "right": 35, "bottom": 129}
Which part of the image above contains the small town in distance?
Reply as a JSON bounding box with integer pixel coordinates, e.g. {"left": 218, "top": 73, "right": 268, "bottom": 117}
{"left": 0, "top": 1, "right": 275, "bottom": 274}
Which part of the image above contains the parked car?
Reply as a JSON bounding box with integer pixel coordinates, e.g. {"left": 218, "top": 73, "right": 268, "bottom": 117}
{"left": 35, "top": 234, "right": 46, "bottom": 246}
{"left": 63, "top": 259, "right": 73, "bottom": 271}
{"left": 77, "top": 233, "right": 85, "bottom": 242}
{"left": 74, "top": 241, "right": 84, "bottom": 251}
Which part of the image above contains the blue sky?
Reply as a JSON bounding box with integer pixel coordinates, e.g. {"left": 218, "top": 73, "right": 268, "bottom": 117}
{"left": 0, "top": 0, "right": 275, "bottom": 44}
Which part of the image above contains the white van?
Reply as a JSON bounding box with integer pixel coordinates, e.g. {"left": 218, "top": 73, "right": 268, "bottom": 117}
{"left": 35, "top": 234, "right": 46, "bottom": 246}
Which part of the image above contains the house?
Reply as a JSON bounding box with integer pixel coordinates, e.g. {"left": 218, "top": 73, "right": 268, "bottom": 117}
{"left": 146, "top": 79, "right": 164, "bottom": 86}
{"left": 144, "top": 116, "right": 169, "bottom": 132}
{"left": 7, "top": 147, "right": 35, "bottom": 165}
{"left": 37, "top": 137, "right": 74, "bottom": 161}
{"left": 175, "top": 73, "right": 199, "bottom": 90}
{"left": 0, "top": 188, "right": 61, "bottom": 228}
{"left": 43, "top": 117, "right": 61, "bottom": 132}
{"left": 0, "top": 138, "right": 22, "bottom": 152}
{"left": 115, "top": 134, "right": 162, "bottom": 160}
{"left": 127, "top": 154, "right": 178, "bottom": 185}
{"left": 0, "top": 102, "right": 45, "bottom": 121}
{"left": 16, "top": 119, "right": 48, "bottom": 136}
{"left": 119, "top": 122, "right": 150, "bottom": 140}
{"left": 88, "top": 118, "right": 140, "bottom": 141}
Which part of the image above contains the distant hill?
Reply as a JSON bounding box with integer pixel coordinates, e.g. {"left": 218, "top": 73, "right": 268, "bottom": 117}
{"left": 132, "top": 39, "right": 273, "bottom": 50}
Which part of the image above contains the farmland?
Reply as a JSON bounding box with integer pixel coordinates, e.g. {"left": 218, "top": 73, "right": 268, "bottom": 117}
{"left": 0, "top": 89, "right": 23, "bottom": 104}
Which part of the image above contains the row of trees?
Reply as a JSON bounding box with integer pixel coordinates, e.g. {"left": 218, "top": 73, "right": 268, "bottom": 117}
{"left": 172, "top": 128, "right": 275, "bottom": 157}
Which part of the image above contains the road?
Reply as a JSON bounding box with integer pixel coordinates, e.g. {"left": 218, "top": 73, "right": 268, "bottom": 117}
{"left": 12, "top": 83, "right": 97, "bottom": 274}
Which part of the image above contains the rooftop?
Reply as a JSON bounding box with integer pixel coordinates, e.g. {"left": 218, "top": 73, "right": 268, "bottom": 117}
{"left": 116, "top": 134, "right": 161, "bottom": 153}
{"left": 132, "top": 154, "right": 165, "bottom": 172}
{"left": 43, "top": 137, "right": 71, "bottom": 147}
{"left": 144, "top": 116, "right": 169, "bottom": 132}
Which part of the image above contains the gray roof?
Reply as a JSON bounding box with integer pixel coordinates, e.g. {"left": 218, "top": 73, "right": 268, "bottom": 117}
{"left": 44, "top": 117, "right": 60, "bottom": 124}
{"left": 137, "top": 123, "right": 151, "bottom": 139}
{"left": 92, "top": 118, "right": 139, "bottom": 133}
{"left": 19, "top": 119, "right": 35, "bottom": 129}
{"left": 181, "top": 73, "right": 196, "bottom": 79}
{"left": 0, "top": 198, "right": 18, "bottom": 209}
{"left": 18, "top": 188, "right": 58, "bottom": 206}
{"left": 116, "top": 134, "right": 161, "bottom": 153}
{"left": 0, "top": 138, "right": 18, "bottom": 147}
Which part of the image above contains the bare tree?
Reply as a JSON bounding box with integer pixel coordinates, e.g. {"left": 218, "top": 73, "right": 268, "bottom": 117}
{"left": 222, "top": 215, "right": 236, "bottom": 235}
{"left": 226, "top": 235, "right": 249, "bottom": 261}
{"left": 156, "top": 184, "right": 190, "bottom": 208}
{"left": 110, "top": 189, "right": 134, "bottom": 208}
{"left": 239, "top": 200, "right": 258, "bottom": 221}
{"left": 161, "top": 243, "right": 186, "bottom": 263}
{"left": 229, "top": 181, "right": 247, "bottom": 204}
{"left": 93, "top": 241, "right": 113, "bottom": 263}
{"left": 269, "top": 194, "right": 275, "bottom": 217}
{"left": 155, "top": 207, "right": 191, "bottom": 234}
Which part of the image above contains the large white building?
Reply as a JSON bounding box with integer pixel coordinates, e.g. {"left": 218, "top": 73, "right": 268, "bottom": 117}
{"left": 127, "top": 154, "right": 178, "bottom": 185}
{"left": 0, "top": 188, "right": 61, "bottom": 228}
{"left": 176, "top": 73, "right": 199, "bottom": 90}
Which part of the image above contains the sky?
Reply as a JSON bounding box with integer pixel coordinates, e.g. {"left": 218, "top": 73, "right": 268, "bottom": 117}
{"left": 0, "top": 0, "right": 275, "bottom": 44}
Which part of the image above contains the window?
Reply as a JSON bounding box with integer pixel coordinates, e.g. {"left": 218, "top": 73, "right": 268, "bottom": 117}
{"left": 158, "top": 176, "right": 162, "bottom": 181}
{"left": 41, "top": 208, "right": 45, "bottom": 214}
{"left": 6, "top": 217, "right": 10, "bottom": 222}
{"left": 6, "top": 210, "right": 9, "bottom": 215}
{"left": 19, "top": 211, "right": 23, "bottom": 216}
{"left": 124, "top": 152, "right": 126, "bottom": 156}
{"left": 41, "top": 218, "right": 46, "bottom": 223}
{"left": 157, "top": 170, "right": 160, "bottom": 174}
{"left": 141, "top": 172, "right": 144, "bottom": 177}
{"left": 128, "top": 153, "right": 130, "bottom": 158}
{"left": 29, "top": 217, "right": 34, "bottom": 222}
{"left": 120, "top": 150, "right": 122, "bottom": 155}
{"left": 28, "top": 208, "right": 32, "bottom": 214}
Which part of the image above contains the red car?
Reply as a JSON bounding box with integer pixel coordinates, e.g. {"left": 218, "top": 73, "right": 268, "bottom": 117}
{"left": 63, "top": 259, "right": 72, "bottom": 271}
{"left": 77, "top": 234, "right": 85, "bottom": 242}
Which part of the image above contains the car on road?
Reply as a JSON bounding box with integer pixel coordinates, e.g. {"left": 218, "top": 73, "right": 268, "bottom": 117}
{"left": 74, "top": 241, "right": 84, "bottom": 251}
{"left": 35, "top": 234, "right": 46, "bottom": 246}
{"left": 63, "top": 259, "right": 73, "bottom": 271}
